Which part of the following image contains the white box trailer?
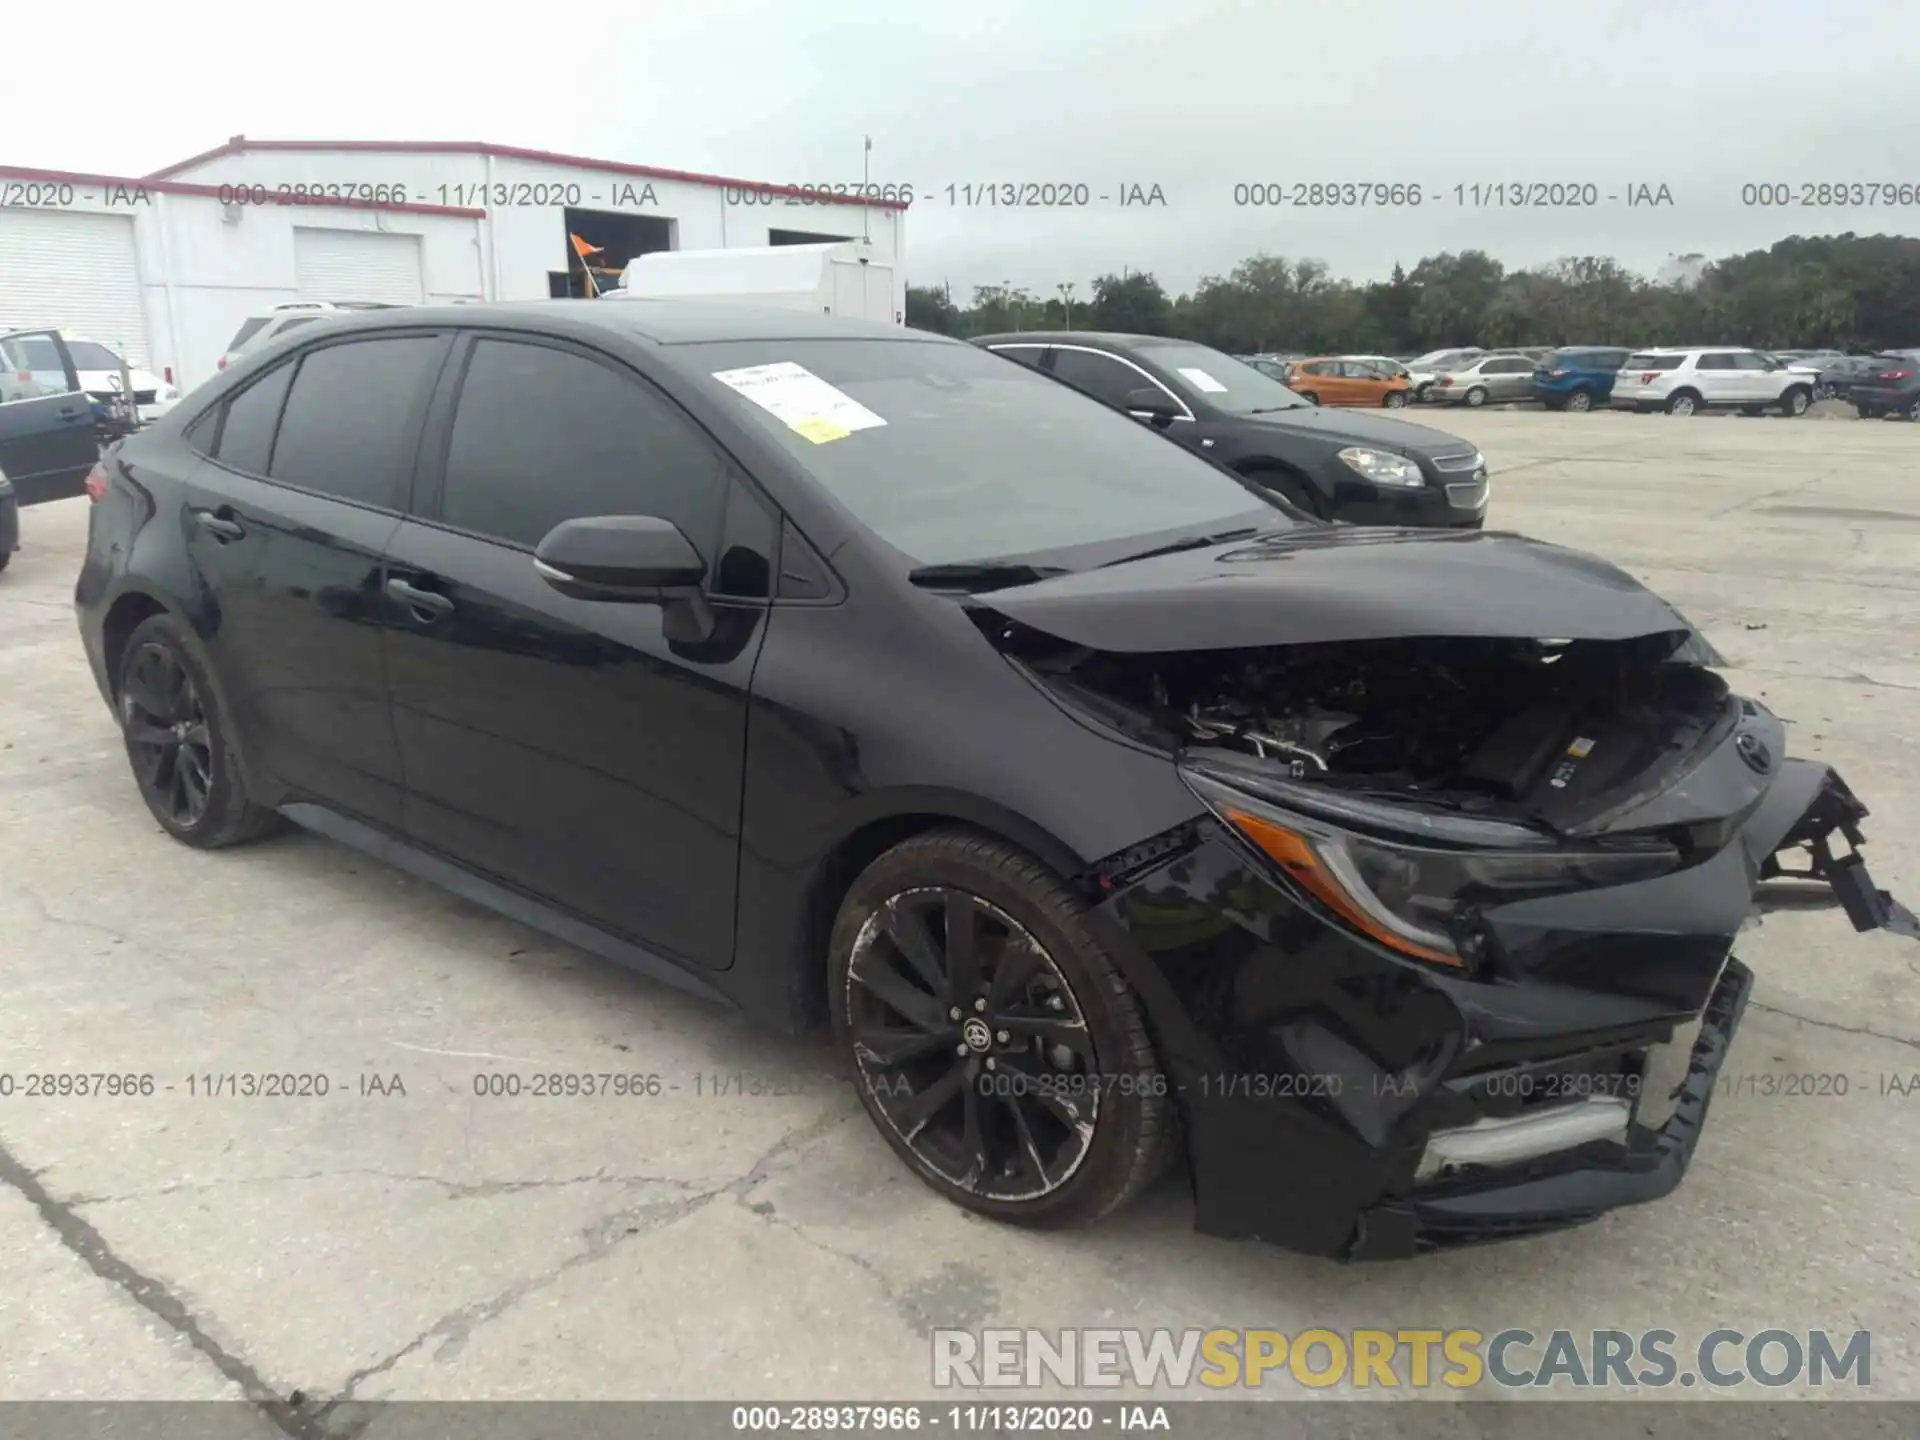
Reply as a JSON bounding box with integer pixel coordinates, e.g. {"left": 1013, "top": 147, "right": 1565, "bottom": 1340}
{"left": 603, "top": 242, "right": 900, "bottom": 324}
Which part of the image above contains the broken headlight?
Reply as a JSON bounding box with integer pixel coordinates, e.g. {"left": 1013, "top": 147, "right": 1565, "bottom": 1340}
{"left": 1336, "top": 447, "right": 1425, "bottom": 488}
{"left": 1184, "top": 770, "right": 1681, "bottom": 967}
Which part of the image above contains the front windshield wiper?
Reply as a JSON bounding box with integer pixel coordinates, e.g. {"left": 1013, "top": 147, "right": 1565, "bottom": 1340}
{"left": 1096, "top": 525, "right": 1272, "bottom": 568}
{"left": 907, "top": 561, "right": 1070, "bottom": 593}
{"left": 1247, "top": 405, "right": 1303, "bottom": 415}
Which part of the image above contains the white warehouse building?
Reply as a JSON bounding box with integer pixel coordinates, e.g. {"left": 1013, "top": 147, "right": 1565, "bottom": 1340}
{"left": 1, "top": 136, "right": 907, "bottom": 390}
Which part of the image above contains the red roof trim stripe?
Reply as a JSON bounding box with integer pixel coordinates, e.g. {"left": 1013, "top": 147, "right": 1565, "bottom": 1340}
{"left": 144, "top": 138, "right": 913, "bottom": 210}
{"left": 0, "top": 163, "right": 487, "bottom": 218}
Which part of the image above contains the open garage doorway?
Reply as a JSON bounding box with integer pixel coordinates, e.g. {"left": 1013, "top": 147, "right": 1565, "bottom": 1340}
{"left": 769, "top": 227, "right": 854, "bottom": 246}
{"left": 548, "top": 208, "right": 675, "bottom": 297}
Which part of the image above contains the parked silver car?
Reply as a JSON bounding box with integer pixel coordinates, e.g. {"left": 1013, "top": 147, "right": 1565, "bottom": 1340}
{"left": 1424, "top": 352, "right": 1537, "bottom": 407}
{"left": 1404, "top": 347, "right": 1486, "bottom": 401}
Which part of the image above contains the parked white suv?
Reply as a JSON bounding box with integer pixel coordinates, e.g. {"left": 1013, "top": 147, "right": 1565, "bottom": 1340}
{"left": 214, "top": 301, "right": 407, "bottom": 374}
{"left": 1610, "top": 348, "right": 1814, "bottom": 417}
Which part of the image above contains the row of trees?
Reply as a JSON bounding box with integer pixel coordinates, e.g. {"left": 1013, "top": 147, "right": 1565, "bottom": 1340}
{"left": 905, "top": 235, "right": 1920, "bottom": 354}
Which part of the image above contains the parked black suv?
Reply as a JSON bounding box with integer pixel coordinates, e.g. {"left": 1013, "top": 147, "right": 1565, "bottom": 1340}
{"left": 971, "top": 332, "right": 1488, "bottom": 527}
{"left": 75, "top": 302, "right": 1918, "bottom": 1260}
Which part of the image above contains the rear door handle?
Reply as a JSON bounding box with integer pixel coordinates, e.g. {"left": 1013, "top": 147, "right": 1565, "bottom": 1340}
{"left": 57, "top": 404, "right": 86, "bottom": 420}
{"left": 386, "top": 576, "right": 455, "bottom": 622}
{"left": 190, "top": 509, "right": 246, "bottom": 542}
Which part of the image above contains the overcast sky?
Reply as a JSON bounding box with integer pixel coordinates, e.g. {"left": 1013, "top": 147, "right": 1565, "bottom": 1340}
{"left": 12, "top": 0, "right": 1919, "bottom": 299}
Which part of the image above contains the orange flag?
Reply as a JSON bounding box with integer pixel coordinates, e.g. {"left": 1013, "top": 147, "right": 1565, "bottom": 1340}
{"left": 569, "top": 233, "right": 603, "bottom": 259}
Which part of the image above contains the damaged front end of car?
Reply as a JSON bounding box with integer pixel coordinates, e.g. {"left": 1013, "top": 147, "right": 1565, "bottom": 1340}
{"left": 967, "top": 529, "right": 1918, "bottom": 1258}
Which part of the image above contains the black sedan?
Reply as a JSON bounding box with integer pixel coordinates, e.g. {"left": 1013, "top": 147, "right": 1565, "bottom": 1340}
{"left": 971, "top": 332, "right": 1488, "bottom": 528}
{"left": 76, "top": 301, "right": 1917, "bottom": 1259}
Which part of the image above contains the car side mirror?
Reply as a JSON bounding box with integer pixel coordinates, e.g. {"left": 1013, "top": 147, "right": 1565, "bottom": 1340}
{"left": 1123, "top": 386, "right": 1179, "bottom": 425}
{"left": 534, "top": 514, "right": 717, "bottom": 640}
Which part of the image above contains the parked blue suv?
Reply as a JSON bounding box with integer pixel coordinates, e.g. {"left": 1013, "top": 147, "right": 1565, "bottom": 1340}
{"left": 1531, "top": 346, "right": 1632, "bottom": 411}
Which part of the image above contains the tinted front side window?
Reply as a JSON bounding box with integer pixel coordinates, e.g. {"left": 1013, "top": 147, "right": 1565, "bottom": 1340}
{"left": 439, "top": 338, "right": 727, "bottom": 556}
{"left": 1626, "top": 354, "right": 1685, "bottom": 371}
{"left": 988, "top": 345, "right": 1049, "bottom": 371}
{"left": 211, "top": 361, "right": 295, "bottom": 474}
{"left": 1047, "top": 348, "right": 1147, "bottom": 406}
{"left": 268, "top": 337, "right": 441, "bottom": 509}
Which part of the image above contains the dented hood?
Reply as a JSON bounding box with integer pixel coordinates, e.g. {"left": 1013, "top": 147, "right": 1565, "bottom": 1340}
{"left": 974, "top": 527, "right": 1724, "bottom": 658}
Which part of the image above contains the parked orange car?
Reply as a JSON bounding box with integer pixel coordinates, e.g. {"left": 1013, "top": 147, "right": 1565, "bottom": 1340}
{"left": 1284, "top": 356, "right": 1413, "bottom": 408}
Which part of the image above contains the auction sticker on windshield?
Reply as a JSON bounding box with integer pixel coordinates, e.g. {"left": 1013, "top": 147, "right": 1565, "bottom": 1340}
{"left": 711, "top": 361, "right": 888, "bottom": 444}
{"left": 1177, "top": 367, "right": 1229, "bottom": 392}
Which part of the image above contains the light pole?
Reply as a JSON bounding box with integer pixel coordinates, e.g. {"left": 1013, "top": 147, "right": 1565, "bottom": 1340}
{"left": 1056, "top": 281, "right": 1076, "bottom": 329}
{"left": 1002, "top": 280, "right": 1020, "bottom": 332}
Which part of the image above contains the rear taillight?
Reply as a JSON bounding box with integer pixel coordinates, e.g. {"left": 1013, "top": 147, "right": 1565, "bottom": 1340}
{"left": 1640, "top": 371, "right": 1658, "bottom": 383}
{"left": 1877, "top": 369, "right": 1915, "bottom": 381}
{"left": 84, "top": 462, "right": 110, "bottom": 503}
{"left": 164, "top": 365, "right": 174, "bottom": 385}
{"left": 217, "top": 355, "right": 227, "bottom": 370}
{"left": 1437, "top": 374, "right": 1452, "bottom": 385}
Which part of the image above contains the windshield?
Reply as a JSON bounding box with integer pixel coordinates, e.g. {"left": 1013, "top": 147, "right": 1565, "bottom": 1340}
{"left": 1131, "top": 340, "right": 1313, "bottom": 414}
{"left": 63, "top": 340, "right": 129, "bottom": 370}
{"left": 681, "top": 338, "right": 1289, "bottom": 567}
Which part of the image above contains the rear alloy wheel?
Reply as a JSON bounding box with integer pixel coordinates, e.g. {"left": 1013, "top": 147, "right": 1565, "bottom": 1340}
{"left": 1382, "top": 390, "right": 1408, "bottom": 409}
{"left": 1464, "top": 386, "right": 1489, "bottom": 407}
{"left": 117, "top": 614, "right": 282, "bottom": 848}
{"left": 1665, "top": 391, "right": 1699, "bottom": 417}
{"left": 1565, "top": 389, "right": 1593, "bottom": 413}
{"left": 1780, "top": 387, "right": 1811, "bottom": 417}
{"left": 829, "top": 831, "right": 1170, "bottom": 1228}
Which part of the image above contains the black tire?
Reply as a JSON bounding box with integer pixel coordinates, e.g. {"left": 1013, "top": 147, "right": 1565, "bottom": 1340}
{"left": 1414, "top": 383, "right": 1433, "bottom": 403}
{"left": 1564, "top": 389, "right": 1593, "bottom": 413}
{"left": 827, "top": 829, "right": 1172, "bottom": 1230}
{"left": 0, "top": 552, "right": 10, "bottom": 573}
{"left": 116, "top": 612, "right": 283, "bottom": 848}
{"left": 1779, "top": 387, "right": 1811, "bottom": 417}
{"left": 1382, "top": 390, "right": 1408, "bottom": 409}
{"left": 1463, "top": 386, "right": 1489, "bottom": 407}
{"left": 1906, "top": 396, "right": 1920, "bottom": 423}
{"left": 1664, "top": 390, "right": 1701, "bottom": 416}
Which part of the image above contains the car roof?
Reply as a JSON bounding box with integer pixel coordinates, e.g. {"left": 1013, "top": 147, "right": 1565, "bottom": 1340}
{"left": 971, "top": 331, "right": 1195, "bottom": 350}
{"left": 298, "top": 299, "right": 951, "bottom": 347}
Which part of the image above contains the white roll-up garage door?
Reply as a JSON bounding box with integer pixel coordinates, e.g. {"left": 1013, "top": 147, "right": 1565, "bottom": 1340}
{"left": 293, "top": 228, "right": 426, "bottom": 305}
{"left": 0, "top": 208, "right": 151, "bottom": 368}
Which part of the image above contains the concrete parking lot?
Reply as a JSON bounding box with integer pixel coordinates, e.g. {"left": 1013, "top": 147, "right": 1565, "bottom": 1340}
{"left": 2, "top": 410, "right": 1917, "bottom": 1416}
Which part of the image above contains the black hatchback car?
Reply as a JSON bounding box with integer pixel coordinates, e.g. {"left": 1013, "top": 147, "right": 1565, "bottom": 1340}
{"left": 77, "top": 302, "right": 1917, "bottom": 1260}
{"left": 971, "top": 332, "right": 1489, "bottom": 528}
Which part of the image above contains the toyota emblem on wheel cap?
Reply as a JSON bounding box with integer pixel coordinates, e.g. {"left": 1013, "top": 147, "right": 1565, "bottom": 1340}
{"left": 961, "top": 1018, "right": 993, "bottom": 1053}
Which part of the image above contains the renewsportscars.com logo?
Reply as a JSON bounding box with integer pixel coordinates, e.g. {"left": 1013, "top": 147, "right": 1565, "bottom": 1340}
{"left": 932, "top": 1327, "right": 1872, "bottom": 1391}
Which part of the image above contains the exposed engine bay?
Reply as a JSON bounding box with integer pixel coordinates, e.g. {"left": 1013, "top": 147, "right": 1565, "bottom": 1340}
{"left": 1008, "top": 629, "right": 1736, "bottom": 826}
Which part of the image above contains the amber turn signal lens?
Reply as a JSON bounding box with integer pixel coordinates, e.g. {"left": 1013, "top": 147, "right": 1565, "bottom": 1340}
{"left": 1222, "top": 808, "right": 1462, "bottom": 967}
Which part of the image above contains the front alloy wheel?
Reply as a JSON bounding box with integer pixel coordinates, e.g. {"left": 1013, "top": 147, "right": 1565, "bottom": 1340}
{"left": 1566, "top": 389, "right": 1593, "bottom": 412}
{"left": 829, "top": 831, "right": 1170, "bottom": 1227}
{"left": 1781, "top": 388, "right": 1810, "bottom": 417}
{"left": 1382, "top": 390, "right": 1408, "bottom": 409}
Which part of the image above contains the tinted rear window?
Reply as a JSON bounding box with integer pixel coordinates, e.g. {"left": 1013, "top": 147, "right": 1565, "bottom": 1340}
{"left": 267, "top": 337, "right": 441, "bottom": 510}
{"left": 212, "top": 361, "right": 296, "bottom": 474}
{"left": 1625, "top": 354, "right": 1686, "bottom": 371}
{"left": 225, "top": 317, "right": 271, "bottom": 350}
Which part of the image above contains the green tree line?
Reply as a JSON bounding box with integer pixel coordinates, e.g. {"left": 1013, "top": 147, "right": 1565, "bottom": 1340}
{"left": 905, "top": 235, "right": 1920, "bottom": 353}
